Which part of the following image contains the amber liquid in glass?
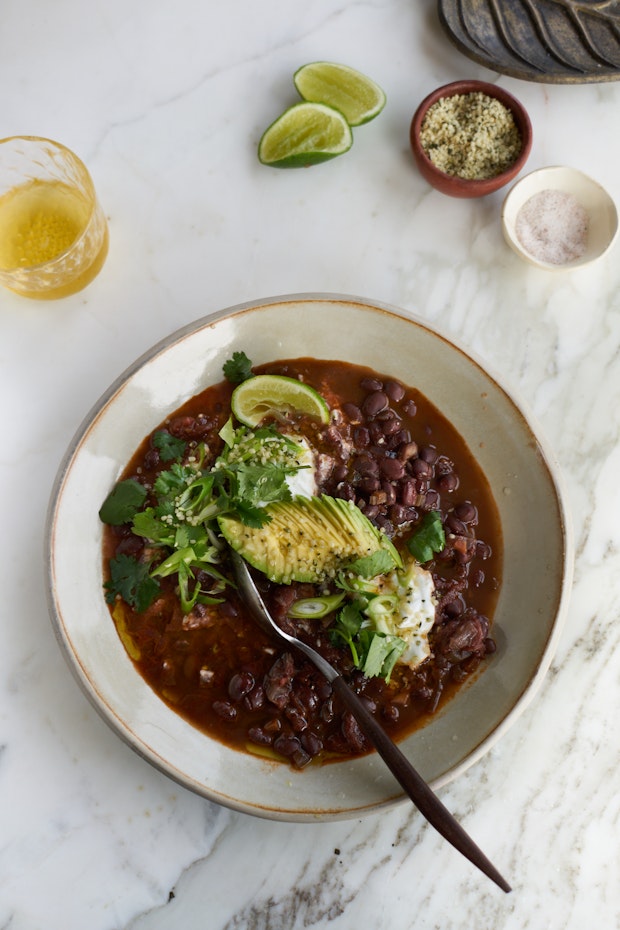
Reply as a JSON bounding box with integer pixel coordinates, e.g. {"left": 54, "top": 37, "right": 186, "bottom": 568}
{"left": 0, "top": 178, "right": 108, "bottom": 298}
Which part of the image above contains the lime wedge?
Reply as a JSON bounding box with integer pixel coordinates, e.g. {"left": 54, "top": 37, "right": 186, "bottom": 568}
{"left": 258, "top": 102, "right": 353, "bottom": 168}
{"left": 293, "top": 61, "right": 386, "bottom": 127}
{"left": 231, "top": 375, "right": 330, "bottom": 427}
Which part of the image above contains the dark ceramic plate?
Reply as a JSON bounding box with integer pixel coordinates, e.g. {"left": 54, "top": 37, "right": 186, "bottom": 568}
{"left": 438, "top": 0, "right": 620, "bottom": 83}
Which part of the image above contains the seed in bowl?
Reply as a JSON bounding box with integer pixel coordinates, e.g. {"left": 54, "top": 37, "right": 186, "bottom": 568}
{"left": 419, "top": 92, "right": 522, "bottom": 180}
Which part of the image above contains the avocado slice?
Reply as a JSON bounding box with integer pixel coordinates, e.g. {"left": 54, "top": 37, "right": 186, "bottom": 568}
{"left": 218, "top": 494, "right": 401, "bottom": 584}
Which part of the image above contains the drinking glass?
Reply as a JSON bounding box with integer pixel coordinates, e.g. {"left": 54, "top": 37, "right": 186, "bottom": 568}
{"left": 0, "top": 136, "right": 108, "bottom": 299}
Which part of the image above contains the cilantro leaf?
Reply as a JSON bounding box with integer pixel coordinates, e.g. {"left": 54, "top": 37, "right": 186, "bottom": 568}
{"left": 329, "top": 601, "right": 406, "bottom": 682}
{"left": 153, "top": 463, "right": 196, "bottom": 500}
{"left": 152, "top": 430, "right": 186, "bottom": 462}
{"left": 407, "top": 511, "right": 445, "bottom": 563}
{"left": 347, "top": 548, "right": 396, "bottom": 579}
{"left": 359, "top": 631, "right": 406, "bottom": 681}
{"left": 234, "top": 463, "right": 293, "bottom": 506}
{"left": 223, "top": 351, "right": 253, "bottom": 383}
{"left": 329, "top": 602, "right": 364, "bottom": 667}
{"left": 104, "top": 554, "right": 160, "bottom": 612}
{"left": 132, "top": 509, "right": 176, "bottom": 546}
{"left": 99, "top": 480, "right": 148, "bottom": 526}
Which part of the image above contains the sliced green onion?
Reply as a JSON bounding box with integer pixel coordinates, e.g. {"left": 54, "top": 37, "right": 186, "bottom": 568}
{"left": 365, "top": 594, "right": 399, "bottom": 622}
{"left": 288, "top": 593, "right": 345, "bottom": 619}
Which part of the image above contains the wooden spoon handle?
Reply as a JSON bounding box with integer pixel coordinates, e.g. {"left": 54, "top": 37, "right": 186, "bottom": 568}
{"left": 330, "top": 675, "right": 511, "bottom": 893}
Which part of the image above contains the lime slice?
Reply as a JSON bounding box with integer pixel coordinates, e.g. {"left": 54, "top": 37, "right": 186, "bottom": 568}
{"left": 231, "top": 375, "right": 330, "bottom": 427}
{"left": 293, "top": 61, "right": 386, "bottom": 127}
{"left": 258, "top": 102, "right": 353, "bottom": 168}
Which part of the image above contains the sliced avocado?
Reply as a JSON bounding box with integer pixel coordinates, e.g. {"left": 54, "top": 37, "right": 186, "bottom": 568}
{"left": 218, "top": 494, "right": 401, "bottom": 584}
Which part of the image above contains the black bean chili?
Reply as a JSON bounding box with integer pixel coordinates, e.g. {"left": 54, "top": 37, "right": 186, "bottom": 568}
{"left": 103, "top": 358, "right": 502, "bottom": 769}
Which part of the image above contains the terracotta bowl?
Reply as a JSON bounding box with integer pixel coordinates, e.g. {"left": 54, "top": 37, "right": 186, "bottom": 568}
{"left": 410, "top": 80, "right": 533, "bottom": 198}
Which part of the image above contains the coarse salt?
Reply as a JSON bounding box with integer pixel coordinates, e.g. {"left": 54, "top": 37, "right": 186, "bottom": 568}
{"left": 515, "top": 189, "right": 589, "bottom": 265}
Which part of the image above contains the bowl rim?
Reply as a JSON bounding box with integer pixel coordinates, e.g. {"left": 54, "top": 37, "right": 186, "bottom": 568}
{"left": 410, "top": 79, "right": 533, "bottom": 192}
{"left": 44, "top": 292, "right": 574, "bottom": 821}
{"left": 501, "top": 164, "right": 619, "bottom": 270}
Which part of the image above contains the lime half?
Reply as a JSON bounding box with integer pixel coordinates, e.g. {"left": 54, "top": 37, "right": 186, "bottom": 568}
{"left": 258, "top": 101, "right": 353, "bottom": 168}
{"left": 293, "top": 61, "right": 386, "bottom": 127}
{"left": 231, "top": 375, "right": 330, "bottom": 427}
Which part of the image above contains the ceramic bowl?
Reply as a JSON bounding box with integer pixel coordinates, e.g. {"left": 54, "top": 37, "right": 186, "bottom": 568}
{"left": 501, "top": 166, "right": 619, "bottom": 270}
{"left": 45, "top": 294, "right": 573, "bottom": 822}
{"left": 410, "top": 80, "right": 533, "bottom": 198}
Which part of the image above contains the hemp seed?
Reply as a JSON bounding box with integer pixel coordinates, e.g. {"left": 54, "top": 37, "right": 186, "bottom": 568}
{"left": 420, "top": 92, "right": 521, "bottom": 180}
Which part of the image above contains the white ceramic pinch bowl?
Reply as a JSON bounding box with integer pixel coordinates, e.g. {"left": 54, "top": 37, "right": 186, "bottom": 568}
{"left": 502, "top": 165, "right": 618, "bottom": 270}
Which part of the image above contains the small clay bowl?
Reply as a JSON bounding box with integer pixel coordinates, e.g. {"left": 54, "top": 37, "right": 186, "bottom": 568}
{"left": 501, "top": 166, "right": 618, "bottom": 270}
{"left": 410, "top": 80, "right": 533, "bottom": 198}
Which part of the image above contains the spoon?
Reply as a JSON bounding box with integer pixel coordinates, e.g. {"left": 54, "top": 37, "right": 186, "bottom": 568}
{"left": 231, "top": 550, "right": 511, "bottom": 893}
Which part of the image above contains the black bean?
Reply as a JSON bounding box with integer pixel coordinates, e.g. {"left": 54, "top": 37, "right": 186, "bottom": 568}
{"left": 437, "top": 471, "right": 459, "bottom": 492}
{"left": 389, "top": 504, "right": 409, "bottom": 525}
{"left": 342, "top": 402, "right": 363, "bottom": 422}
{"left": 362, "top": 391, "right": 389, "bottom": 417}
{"left": 382, "top": 481, "right": 397, "bottom": 505}
{"left": 379, "top": 457, "right": 405, "bottom": 480}
{"left": 397, "top": 441, "right": 418, "bottom": 462}
{"left": 301, "top": 731, "right": 323, "bottom": 756}
{"left": 363, "top": 504, "right": 380, "bottom": 520}
{"left": 410, "top": 458, "right": 432, "bottom": 479}
{"left": 247, "top": 727, "right": 273, "bottom": 746}
{"left": 382, "top": 417, "right": 402, "bottom": 437}
{"left": 360, "top": 377, "right": 384, "bottom": 392}
{"left": 382, "top": 704, "right": 400, "bottom": 724}
{"left": 244, "top": 686, "right": 265, "bottom": 711}
{"left": 291, "top": 748, "right": 312, "bottom": 769}
{"left": 443, "top": 596, "right": 463, "bottom": 617}
{"left": 385, "top": 380, "right": 405, "bottom": 402}
{"left": 285, "top": 707, "right": 308, "bottom": 732}
{"left": 446, "top": 514, "right": 468, "bottom": 536}
{"left": 115, "top": 534, "right": 144, "bottom": 557}
{"left": 419, "top": 445, "right": 438, "bottom": 464}
{"left": 228, "top": 671, "right": 255, "bottom": 701}
{"left": 353, "top": 454, "right": 380, "bottom": 477}
{"left": 400, "top": 478, "right": 417, "bottom": 507}
{"left": 476, "top": 540, "right": 492, "bottom": 560}
{"left": 360, "top": 476, "right": 381, "bottom": 494}
{"left": 143, "top": 448, "right": 160, "bottom": 470}
{"left": 369, "top": 423, "right": 385, "bottom": 444}
{"left": 454, "top": 501, "right": 478, "bottom": 524}
{"left": 353, "top": 426, "right": 370, "bottom": 447}
{"left": 421, "top": 489, "right": 440, "bottom": 511}
{"left": 273, "top": 734, "right": 302, "bottom": 757}
{"left": 320, "top": 698, "right": 335, "bottom": 722}
{"left": 212, "top": 700, "right": 237, "bottom": 721}
{"left": 338, "top": 482, "right": 356, "bottom": 502}
{"left": 402, "top": 399, "right": 417, "bottom": 416}
{"left": 389, "top": 428, "right": 412, "bottom": 448}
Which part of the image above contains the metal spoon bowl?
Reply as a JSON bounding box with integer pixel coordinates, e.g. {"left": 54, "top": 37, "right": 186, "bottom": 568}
{"left": 231, "top": 550, "right": 511, "bottom": 893}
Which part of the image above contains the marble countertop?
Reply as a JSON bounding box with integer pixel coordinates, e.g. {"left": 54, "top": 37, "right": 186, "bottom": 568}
{"left": 2, "top": 1, "right": 619, "bottom": 927}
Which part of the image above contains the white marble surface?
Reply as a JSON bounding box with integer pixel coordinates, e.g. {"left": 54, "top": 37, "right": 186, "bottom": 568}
{"left": 1, "top": 1, "right": 619, "bottom": 927}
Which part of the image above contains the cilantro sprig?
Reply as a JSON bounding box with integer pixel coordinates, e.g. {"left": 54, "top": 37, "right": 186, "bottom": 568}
{"left": 104, "top": 554, "right": 160, "bottom": 613}
{"left": 329, "top": 601, "right": 406, "bottom": 682}
{"left": 407, "top": 510, "right": 445, "bottom": 562}
{"left": 223, "top": 350, "right": 253, "bottom": 383}
{"left": 100, "top": 409, "right": 310, "bottom": 614}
